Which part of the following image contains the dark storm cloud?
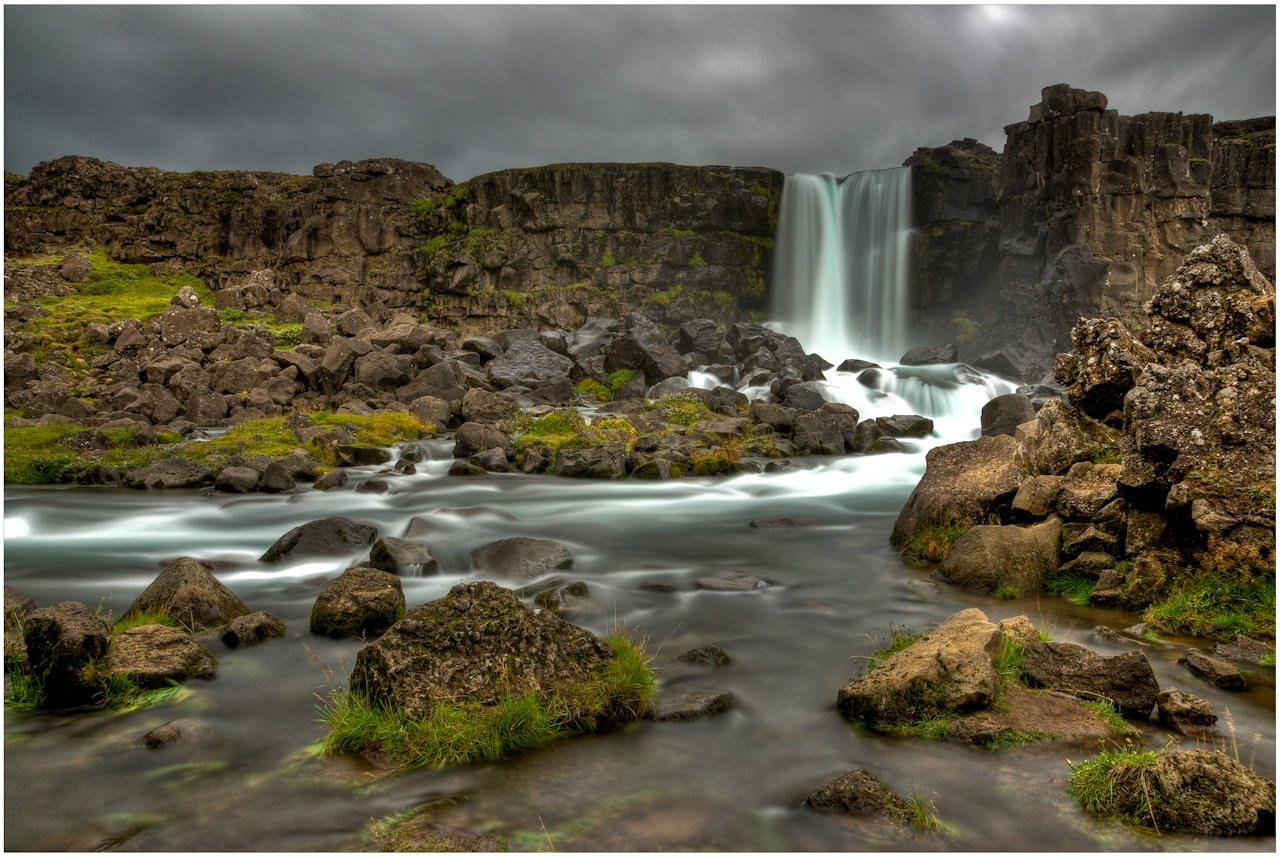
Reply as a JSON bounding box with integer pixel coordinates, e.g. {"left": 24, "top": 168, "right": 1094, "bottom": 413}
{"left": 5, "top": 5, "right": 1275, "bottom": 181}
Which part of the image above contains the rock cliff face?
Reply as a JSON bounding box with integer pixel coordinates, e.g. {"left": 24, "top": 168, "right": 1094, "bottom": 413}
{"left": 907, "top": 84, "right": 1275, "bottom": 381}
{"left": 5, "top": 157, "right": 780, "bottom": 334}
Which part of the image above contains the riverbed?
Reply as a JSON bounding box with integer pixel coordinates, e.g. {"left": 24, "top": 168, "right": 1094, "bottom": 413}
{"left": 4, "top": 366, "right": 1275, "bottom": 851}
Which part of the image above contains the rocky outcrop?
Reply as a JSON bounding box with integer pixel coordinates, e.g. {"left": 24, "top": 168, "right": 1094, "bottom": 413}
{"left": 934, "top": 517, "right": 1062, "bottom": 594}
{"left": 907, "top": 84, "right": 1274, "bottom": 381}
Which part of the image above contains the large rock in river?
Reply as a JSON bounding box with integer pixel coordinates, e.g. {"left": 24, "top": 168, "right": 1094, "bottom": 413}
{"left": 891, "top": 435, "right": 1028, "bottom": 542}
{"left": 349, "top": 581, "right": 616, "bottom": 716}
{"left": 934, "top": 517, "right": 1062, "bottom": 594}
{"left": 805, "top": 770, "right": 910, "bottom": 823}
{"left": 123, "top": 557, "right": 250, "bottom": 632}
{"left": 837, "top": 608, "right": 1002, "bottom": 726}
{"left": 1021, "top": 639, "right": 1159, "bottom": 715}
{"left": 105, "top": 625, "right": 218, "bottom": 687}
{"left": 23, "top": 601, "right": 112, "bottom": 707}
{"left": 472, "top": 537, "right": 573, "bottom": 579}
{"left": 259, "top": 516, "right": 378, "bottom": 562}
{"left": 310, "top": 567, "right": 405, "bottom": 639}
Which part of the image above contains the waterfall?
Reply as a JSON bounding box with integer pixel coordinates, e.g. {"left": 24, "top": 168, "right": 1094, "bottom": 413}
{"left": 771, "top": 168, "right": 912, "bottom": 363}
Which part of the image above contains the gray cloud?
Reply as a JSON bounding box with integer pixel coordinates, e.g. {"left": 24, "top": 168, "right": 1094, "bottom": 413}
{"left": 5, "top": 5, "right": 1274, "bottom": 181}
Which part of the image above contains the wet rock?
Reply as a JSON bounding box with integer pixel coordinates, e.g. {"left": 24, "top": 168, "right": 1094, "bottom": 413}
{"left": 899, "top": 343, "right": 958, "bottom": 365}
{"left": 471, "top": 537, "right": 572, "bottom": 579}
{"left": 1011, "top": 475, "right": 1063, "bottom": 519}
{"left": 1212, "top": 635, "right": 1273, "bottom": 664}
{"left": 355, "top": 478, "right": 391, "bottom": 494}
{"left": 934, "top": 518, "right": 1062, "bottom": 594}
{"left": 782, "top": 382, "right": 827, "bottom": 411}
{"left": 630, "top": 459, "right": 676, "bottom": 480}
{"left": 534, "top": 581, "right": 589, "bottom": 616}
{"left": 891, "top": 435, "right": 1029, "bottom": 542}
{"left": 676, "top": 645, "right": 731, "bottom": 667}
{"left": 653, "top": 689, "right": 732, "bottom": 721}
{"left": 639, "top": 581, "right": 676, "bottom": 593}
{"left": 1080, "top": 749, "right": 1275, "bottom": 836}
{"left": 79, "top": 464, "right": 123, "bottom": 485}
{"left": 469, "top": 447, "right": 509, "bottom": 472}
{"left": 123, "top": 557, "right": 250, "bottom": 632}
{"left": 140, "top": 719, "right": 217, "bottom": 749}
{"left": 214, "top": 465, "right": 259, "bottom": 493}
{"left": 124, "top": 457, "right": 215, "bottom": 489}
{"left": 837, "top": 608, "right": 1002, "bottom": 725}
{"left": 1157, "top": 687, "right": 1218, "bottom": 735}
{"left": 106, "top": 625, "right": 217, "bottom": 687}
{"left": 369, "top": 537, "right": 439, "bottom": 575}
{"left": 260, "top": 516, "right": 378, "bottom": 562}
{"left": 485, "top": 339, "right": 573, "bottom": 389}
{"left": 749, "top": 517, "right": 809, "bottom": 529}
{"left": 677, "top": 318, "right": 724, "bottom": 355}
{"left": 4, "top": 586, "right": 36, "bottom": 624}
{"left": 805, "top": 770, "right": 910, "bottom": 823}
{"left": 836, "top": 358, "right": 881, "bottom": 374}
{"left": 350, "top": 581, "right": 616, "bottom": 717}
{"left": 23, "top": 601, "right": 111, "bottom": 707}
{"left": 448, "top": 460, "right": 487, "bottom": 477}
{"left": 793, "top": 409, "right": 851, "bottom": 455}
{"left": 749, "top": 402, "right": 795, "bottom": 433}
{"left": 221, "top": 612, "right": 287, "bottom": 646}
{"left": 875, "top": 414, "right": 934, "bottom": 438}
{"left": 453, "top": 422, "right": 514, "bottom": 458}
{"left": 981, "top": 393, "right": 1036, "bottom": 438}
{"left": 944, "top": 687, "right": 1112, "bottom": 746}
{"left": 336, "top": 444, "right": 392, "bottom": 466}
{"left": 1021, "top": 640, "right": 1160, "bottom": 715}
{"left": 258, "top": 461, "right": 296, "bottom": 493}
{"left": 310, "top": 567, "right": 405, "bottom": 639}
{"left": 1179, "top": 648, "right": 1248, "bottom": 691}
{"left": 695, "top": 572, "right": 770, "bottom": 591}
{"left": 554, "top": 442, "right": 627, "bottom": 478}
{"left": 314, "top": 468, "right": 349, "bottom": 490}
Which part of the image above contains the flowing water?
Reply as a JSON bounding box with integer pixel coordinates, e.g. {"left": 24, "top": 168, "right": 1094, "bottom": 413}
{"left": 3, "top": 171, "right": 1275, "bottom": 852}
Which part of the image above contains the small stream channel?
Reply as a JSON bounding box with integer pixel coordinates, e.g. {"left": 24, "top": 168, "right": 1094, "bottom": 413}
{"left": 4, "top": 363, "right": 1275, "bottom": 851}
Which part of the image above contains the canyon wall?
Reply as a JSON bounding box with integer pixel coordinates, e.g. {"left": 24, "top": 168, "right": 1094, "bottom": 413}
{"left": 907, "top": 84, "right": 1275, "bottom": 380}
{"left": 5, "top": 158, "right": 780, "bottom": 335}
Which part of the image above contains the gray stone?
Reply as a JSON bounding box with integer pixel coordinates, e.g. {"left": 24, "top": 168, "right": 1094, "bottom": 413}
{"left": 123, "top": 557, "right": 250, "bottom": 632}
{"left": 1180, "top": 648, "right": 1248, "bottom": 691}
{"left": 105, "top": 624, "right": 217, "bottom": 687}
{"left": 695, "top": 572, "right": 770, "bottom": 591}
{"left": 310, "top": 567, "right": 405, "bottom": 639}
{"left": 981, "top": 394, "right": 1036, "bottom": 438}
{"left": 472, "top": 537, "right": 573, "bottom": 579}
{"left": 140, "top": 719, "right": 217, "bottom": 748}
{"left": 1157, "top": 686, "right": 1218, "bottom": 735}
{"left": 215, "top": 465, "right": 259, "bottom": 493}
{"left": 369, "top": 537, "right": 439, "bottom": 575}
{"left": 221, "top": 612, "right": 287, "bottom": 646}
{"left": 653, "top": 689, "right": 732, "bottom": 721}
{"left": 676, "top": 645, "right": 731, "bottom": 667}
{"left": 260, "top": 516, "right": 378, "bottom": 562}
{"left": 806, "top": 770, "right": 910, "bottom": 823}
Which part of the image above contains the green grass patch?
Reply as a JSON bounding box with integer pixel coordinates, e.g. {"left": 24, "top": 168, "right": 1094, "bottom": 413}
{"left": 906, "top": 790, "right": 941, "bottom": 831}
{"left": 1092, "top": 446, "right": 1123, "bottom": 465}
{"left": 607, "top": 368, "right": 637, "bottom": 391}
{"left": 644, "top": 285, "right": 683, "bottom": 308}
{"left": 1087, "top": 699, "right": 1139, "bottom": 737}
{"left": 576, "top": 378, "right": 612, "bottom": 403}
{"left": 1047, "top": 573, "right": 1096, "bottom": 606}
{"left": 1067, "top": 742, "right": 1166, "bottom": 824}
{"left": 689, "top": 251, "right": 707, "bottom": 267}
{"left": 983, "top": 728, "right": 1059, "bottom": 749}
{"left": 113, "top": 610, "right": 181, "bottom": 634}
{"left": 995, "top": 584, "right": 1020, "bottom": 600}
{"left": 601, "top": 247, "right": 616, "bottom": 267}
{"left": 1259, "top": 651, "right": 1275, "bottom": 667}
{"left": 1142, "top": 568, "right": 1275, "bottom": 641}
{"left": 860, "top": 625, "right": 926, "bottom": 676}
{"left": 652, "top": 391, "right": 712, "bottom": 427}
{"left": 5, "top": 651, "right": 187, "bottom": 714}
{"left": 893, "top": 524, "right": 971, "bottom": 564}
{"left": 318, "top": 633, "right": 656, "bottom": 771}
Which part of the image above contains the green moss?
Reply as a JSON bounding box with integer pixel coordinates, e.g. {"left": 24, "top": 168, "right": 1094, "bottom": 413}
{"left": 689, "top": 251, "right": 707, "bottom": 267}
{"left": 652, "top": 391, "right": 712, "bottom": 427}
{"left": 576, "top": 378, "right": 611, "bottom": 403}
{"left": 499, "top": 289, "right": 526, "bottom": 310}
{"left": 994, "top": 584, "right": 1020, "bottom": 600}
{"left": 894, "top": 524, "right": 971, "bottom": 565}
{"left": 601, "top": 247, "right": 616, "bottom": 267}
{"left": 1067, "top": 743, "right": 1166, "bottom": 823}
{"left": 661, "top": 227, "right": 698, "bottom": 239}
{"left": 644, "top": 285, "right": 683, "bottom": 308}
{"left": 1142, "top": 568, "right": 1275, "bottom": 640}
{"left": 113, "top": 610, "right": 181, "bottom": 634}
{"left": 606, "top": 368, "right": 637, "bottom": 391}
{"left": 318, "top": 633, "right": 656, "bottom": 771}
{"left": 951, "top": 312, "right": 979, "bottom": 344}
{"left": 1092, "top": 446, "right": 1122, "bottom": 465}
{"left": 1047, "top": 573, "right": 1096, "bottom": 606}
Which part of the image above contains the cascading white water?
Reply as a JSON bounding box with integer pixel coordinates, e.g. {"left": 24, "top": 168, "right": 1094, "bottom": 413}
{"left": 771, "top": 168, "right": 911, "bottom": 364}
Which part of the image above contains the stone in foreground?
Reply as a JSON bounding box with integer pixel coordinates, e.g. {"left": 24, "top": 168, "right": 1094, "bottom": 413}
{"left": 221, "top": 612, "right": 287, "bottom": 646}
{"left": 123, "top": 557, "right": 250, "bottom": 632}
{"left": 837, "top": 608, "right": 1001, "bottom": 726}
{"left": 310, "top": 567, "right": 405, "bottom": 639}
{"left": 806, "top": 770, "right": 910, "bottom": 824}
{"left": 934, "top": 518, "right": 1062, "bottom": 594}
{"left": 943, "top": 687, "right": 1113, "bottom": 746}
{"left": 350, "top": 582, "right": 615, "bottom": 717}
{"left": 23, "top": 601, "right": 111, "bottom": 708}
{"left": 259, "top": 516, "right": 378, "bottom": 562}
{"left": 653, "top": 689, "right": 732, "bottom": 721}
{"left": 1021, "top": 641, "right": 1160, "bottom": 715}
{"left": 470, "top": 537, "right": 572, "bottom": 579}
{"left": 106, "top": 625, "right": 217, "bottom": 687}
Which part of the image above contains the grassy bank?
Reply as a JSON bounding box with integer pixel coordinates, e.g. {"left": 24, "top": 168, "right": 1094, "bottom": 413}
{"left": 319, "top": 633, "right": 656, "bottom": 770}
{"left": 1143, "top": 568, "right": 1276, "bottom": 641}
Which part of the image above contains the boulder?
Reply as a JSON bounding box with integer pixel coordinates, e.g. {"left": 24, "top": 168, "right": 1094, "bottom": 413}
{"left": 214, "top": 465, "right": 259, "bottom": 493}
{"left": 354, "top": 351, "right": 416, "bottom": 392}
{"left": 221, "top": 612, "right": 287, "bottom": 646}
{"left": 554, "top": 442, "right": 628, "bottom": 478}
{"left": 453, "top": 422, "right": 514, "bottom": 458}
{"left": 899, "top": 344, "right": 957, "bottom": 365}
{"left": 349, "top": 581, "right": 616, "bottom": 716}
{"left": 140, "top": 719, "right": 217, "bottom": 749}
{"left": 677, "top": 318, "right": 724, "bottom": 355}
{"left": 565, "top": 316, "right": 619, "bottom": 359}
{"left": 369, "top": 537, "right": 439, "bottom": 575}
{"left": 805, "top": 770, "right": 910, "bottom": 823}
{"left": 653, "top": 689, "right": 732, "bottom": 721}
{"left": 336, "top": 444, "right": 392, "bottom": 466}
{"left": 1015, "top": 399, "right": 1118, "bottom": 477}
{"left": 837, "top": 608, "right": 1002, "bottom": 725}
{"left": 943, "top": 686, "right": 1112, "bottom": 747}
{"left": 534, "top": 581, "right": 590, "bottom": 617}
{"left": 1156, "top": 687, "right": 1218, "bottom": 735}
{"left": 749, "top": 402, "right": 795, "bottom": 433}
{"left": 315, "top": 468, "right": 349, "bottom": 490}
{"left": 408, "top": 395, "right": 452, "bottom": 430}
{"left": 1020, "top": 640, "right": 1159, "bottom": 715}
{"left": 461, "top": 335, "right": 504, "bottom": 363}
{"left": 460, "top": 388, "right": 516, "bottom": 423}
{"left": 259, "top": 516, "right": 378, "bottom": 562}
{"left": 782, "top": 382, "right": 827, "bottom": 412}
{"left": 4, "top": 586, "right": 36, "bottom": 624}
{"left": 934, "top": 518, "right": 1062, "bottom": 594}
{"left": 472, "top": 537, "right": 573, "bottom": 579}
{"left": 676, "top": 645, "right": 731, "bottom": 667}
{"left": 875, "top": 414, "right": 934, "bottom": 438}
{"left": 1212, "top": 635, "right": 1273, "bottom": 665}
{"left": 1081, "top": 748, "right": 1276, "bottom": 836}
{"left": 59, "top": 252, "right": 91, "bottom": 282}
{"left": 793, "top": 409, "right": 850, "bottom": 455}
{"left": 23, "top": 601, "right": 111, "bottom": 707}
{"left": 485, "top": 339, "right": 573, "bottom": 389}
{"left": 891, "top": 435, "right": 1028, "bottom": 541}
{"left": 981, "top": 394, "right": 1036, "bottom": 438}
{"left": 258, "top": 462, "right": 296, "bottom": 493}
{"left": 1011, "top": 475, "right": 1063, "bottom": 519}
{"left": 105, "top": 625, "right": 217, "bottom": 687}
{"left": 124, "top": 457, "right": 215, "bottom": 489}
{"left": 310, "top": 567, "right": 405, "bottom": 639}
{"left": 1179, "top": 648, "right": 1248, "bottom": 691}
{"left": 1054, "top": 462, "right": 1123, "bottom": 520}
{"left": 123, "top": 557, "right": 250, "bottom": 632}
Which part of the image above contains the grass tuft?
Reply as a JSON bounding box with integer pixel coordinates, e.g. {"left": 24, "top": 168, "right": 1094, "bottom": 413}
{"left": 860, "top": 625, "right": 926, "bottom": 676}
{"left": 894, "top": 524, "right": 971, "bottom": 565}
{"left": 1047, "top": 573, "right": 1095, "bottom": 606}
{"left": 905, "top": 790, "right": 941, "bottom": 831}
{"left": 113, "top": 610, "right": 181, "bottom": 634}
{"left": 1142, "top": 568, "right": 1275, "bottom": 641}
{"left": 1068, "top": 742, "right": 1164, "bottom": 821}
{"left": 1087, "top": 699, "right": 1139, "bottom": 737}
{"left": 319, "top": 632, "right": 656, "bottom": 771}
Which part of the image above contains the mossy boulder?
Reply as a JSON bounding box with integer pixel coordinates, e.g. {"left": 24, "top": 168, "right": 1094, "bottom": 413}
{"left": 837, "top": 608, "right": 1002, "bottom": 727}
{"left": 310, "top": 567, "right": 405, "bottom": 639}
{"left": 806, "top": 770, "right": 910, "bottom": 823}
{"left": 105, "top": 624, "right": 217, "bottom": 687}
{"left": 22, "top": 601, "right": 112, "bottom": 708}
{"left": 123, "top": 557, "right": 250, "bottom": 632}
{"left": 221, "top": 612, "right": 287, "bottom": 646}
{"left": 934, "top": 517, "right": 1062, "bottom": 594}
{"left": 350, "top": 581, "right": 615, "bottom": 717}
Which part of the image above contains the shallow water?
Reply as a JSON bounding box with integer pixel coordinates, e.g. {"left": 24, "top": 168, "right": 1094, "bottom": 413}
{"left": 4, "top": 366, "right": 1275, "bottom": 851}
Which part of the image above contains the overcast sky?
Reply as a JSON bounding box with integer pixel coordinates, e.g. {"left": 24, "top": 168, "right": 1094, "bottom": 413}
{"left": 5, "top": 5, "right": 1275, "bottom": 182}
